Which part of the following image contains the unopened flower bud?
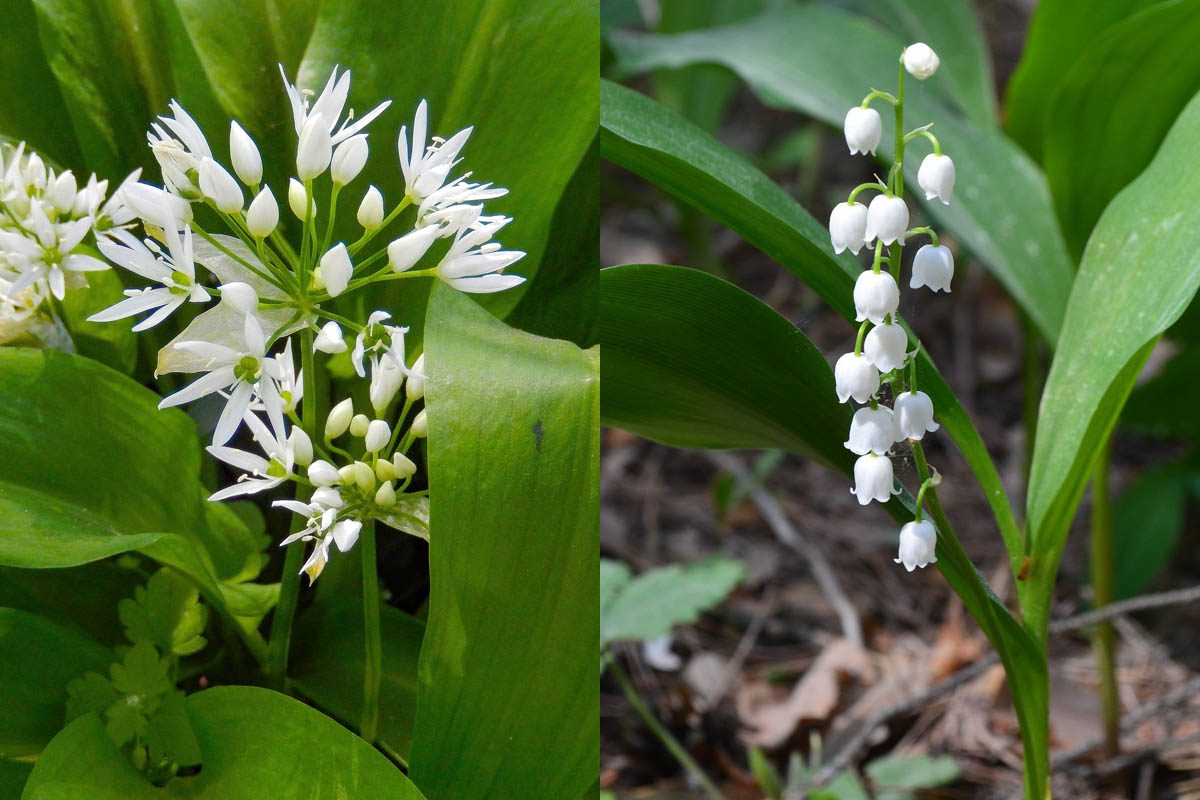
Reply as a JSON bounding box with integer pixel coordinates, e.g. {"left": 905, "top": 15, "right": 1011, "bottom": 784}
{"left": 853, "top": 270, "right": 899, "bottom": 325}
{"left": 895, "top": 391, "right": 939, "bottom": 441}
{"left": 353, "top": 460, "right": 375, "bottom": 492}
{"left": 903, "top": 43, "right": 940, "bottom": 80}
{"left": 834, "top": 352, "right": 879, "bottom": 404}
{"left": 829, "top": 202, "right": 868, "bottom": 255}
{"left": 288, "top": 178, "right": 312, "bottom": 220}
{"left": 865, "top": 194, "right": 908, "bottom": 245}
{"left": 365, "top": 419, "right": 390, "bottom": 452}
{"left": 326, "top": 398, "right": 354, "bottom": 439}
{"left": 851, "top": 453, "right": 896, "bottom": 506}
{"left": 290, "top": 427, "right": 313, "bottom": 466}
{"left": 319, "top": 243, "right": 352, "bottom": 297}
{"left": 219, "top": 282, "right": 258, "bottom": 314}
{"left": 314, "top": 321, "right": 347, "bottom": 354}
{"left": 845, "top": 405, "right": 897, "bottom": 456}
{"left": 375, "top": 480, "right": 396, "bottom": 508}
{"left": 338, "top": 464, "right": 358, "bottom": 485}
{"left": 229, "top": 122, "right": 263, "bottom": 186}
{"left": 895, "top": 519, "right": 937, "bottom": 571}
{"left": 246, "top": 187, "right": 279, "bottom": 237}
{"left": 331, "top": 134, "right": 369, "bottom": 185}
{"left": 387, "top": 225, "right": 440, "bottom": 273}
{"left": 375, "top": 458, "right": 396, "bottom": 483}
{"left": 410, "top": 409, "right": 428, "bottom": 438}
{"left": 393, "top": 452, "right": 417, "bottom": 478}
{"left": 308, "top": 460, "right": 340, "bottom": 486}
{"left": 357, "top": 186, "right": 384, "bottom": 229}
{"left": 296, "top": 112, "right": 333, "bottom": 180}
{"left": 843, "top": 106, "right": 882, "bottom": 156}
{"left": 406, "top": 354, "right": 426, "bottom": 401}
{"left": 312, "top": 486, "right": 344, "bottom": 508}
{"left": 350, "top": 413, "right": 370, "bottom": 438}
{"left": 198, "top": 157, "right": 243, "bottom": 213}
{"left": 917, "top": 154, "right": 955, "bottom": 205}
{"left": 863, "top": 321, "right": 908, "bottom": 373}
{"left": 911, "top": 244, "right": 954, "bottom": 293}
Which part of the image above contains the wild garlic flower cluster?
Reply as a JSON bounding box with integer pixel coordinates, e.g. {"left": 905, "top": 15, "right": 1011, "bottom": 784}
{"left": 828, "top": 43, "right": 953, "bottom": 573}
{"left": 83, "top": 64, "right": 524, "bottom": 581}
{"left": 0, "top": 142, "right": 136, "bottom": 342}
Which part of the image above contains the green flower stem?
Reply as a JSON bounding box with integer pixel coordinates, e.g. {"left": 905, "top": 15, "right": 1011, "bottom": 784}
{"left": 1090, "top": 436, "right": 1119, "bottom": 756}
{"left": 847, "top": 181, "right": 888, "bottom": 204}
{"left": 902, "top": 128, "right": 941, "bottom": 155}
{"left": 853, "top": 321, "right": 870, "bottom": 356}
{"left": 607, "top": 655, "right": 725, "bottom": 800}
{"left": 871, "top": 240, "right": 885, "bottom": 274}
{"left": 360, "top": 519, "right": 382, "bottom": 743}
{"left": 905, "top": 226, "right": 939, "bottom": 247}
{"left": 266, "top": 325, "right": 320, "bottom": 688}
{"left": 322, "top": 184, "right": 342, "bottom": 255}
{"left": 913, "top": 476, "right": 937, "bottom": 522}
{"left": 860, "top": 89, "right": 898, "bottom": 108}
{"left": 892, "top": 56, "right": 905, "bottom": 199}
{"left": 349, "top": 197, "right": 413, "bottom": 256}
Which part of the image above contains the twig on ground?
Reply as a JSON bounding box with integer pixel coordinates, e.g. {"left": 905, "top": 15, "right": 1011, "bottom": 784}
{"left": 1047, "top": 585, "right": 1200, "bottom": 635}
{"left": 706, "top": 451, "right": 863, "bottom": 648}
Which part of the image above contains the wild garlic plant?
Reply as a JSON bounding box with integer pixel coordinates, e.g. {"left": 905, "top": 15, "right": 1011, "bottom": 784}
{"left": 828, "top": 43, "right": 955, "bottom": 572}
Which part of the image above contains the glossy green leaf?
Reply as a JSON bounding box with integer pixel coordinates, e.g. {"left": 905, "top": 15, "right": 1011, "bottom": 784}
{"left": 1026, "top": 90, "right": 1200, "bottom": 638}
{"left": 0, "top": 607, "right": 112, "bottom": 759}
{"left": 1004, "top": 0, "right": 1161, "bottom": 161}
{"left": 600, "top": 263, "right": 850, "bottom": 468}
{"left": 600, "top": 82, "right": 1023, "bottom": 566}
{"left": 299, "top": 0, "right": 598, "bottom": 316}
{"left": 853, "top": 0, "right": 996, "bottom": 127}
{"left": 1043, "top": 0, "right": 1200, "bottom": 259}
{"left": 58, "top": 268, "right": 138, "bottom": 374}
{"left": 607, "top": 3, "right": 1074, "bottom": 342}
{"left": 600, "top": 556, "right": 745, "bottom": 647}
{"left": 291, "top": 596, "right": 424, "bottom": 762}
{"left": 22, "top": 685, "right": 426, "bottom": 798}
{"left": 1110, "top": 465, "right": 1186, "bottom": 601}
{"left": 0, "top": 349, "right": 203, "bottom": 568}
{"left": 410, "top": 285, "right": 598, "bottom": 800}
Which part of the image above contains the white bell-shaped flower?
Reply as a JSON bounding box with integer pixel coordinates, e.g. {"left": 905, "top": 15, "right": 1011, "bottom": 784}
{"left": 851, "top": 453, "right": 896, "bottom": 506}
{"left": 843, "top": 107, "right": 882, "bottom": 156}
{"left": 863, "top": 321, "right": 908, "bottom": 373}
{"left": 865, "top": 195, "right": 908, "bottom": 245}
{"left": 845, "top": 405, "right": 898, "bottom": 455}
{"left": 314, "top": 321, "right": 347, "bottom": 354}
{"left": 917, "top": 154, "right": 955, "bottom": 205}
{"left": 903, "top": 43, "right": 940, "bottom": 80}
{"left": 246, "top": 187, "right": 279, "bottom": 238}
{"left": 834, "top": 352, "right": 879, "bottom": 404}
{"left": 853, "top": 270, "right": 899, "bottom": 325}
{"left": 894, "top": 390, "right": 939, "bottom": 441}
{"left": 829, "top": 202, "right": 868, "bottom": 255}
{"left": 229, "top": 122, "right": 262, "bottom": 186}
{"left": 910, "top": 244, "right": 954, "bottom": 292}
{"left": 895, "top": 519, "right": 937, "bottom": 571}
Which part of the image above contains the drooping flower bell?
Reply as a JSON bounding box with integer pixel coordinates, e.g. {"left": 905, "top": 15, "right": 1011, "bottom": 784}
{"left": 834, "top": 352, "right": 879, "bottom": 404}
{"left": 863, "top": 321, "right": 908, "bottom": 373}
{"left": 894, "top": 390, "right": 939, "bottom": 441}
{"left": 865, "top": 195, "right": 909, "bottom": 245}
{"left": 853, "top": 270, "right": 899, "bottom": 325}
{"left": 843, "top": 107, "right": 882, "bottom": 156}
{"left": 851, "top": 452, "right": 896, "bottom": 506}
{"left": 910, "top": 244, "right": 954, "bottom": 292}
{"left": 895, "top": 519, "right": 937, "bottom": 571}
{"left": 917, "top": 154, "right": 955, "bottom": 205}
{"left": 829, "top": 202, "right": 868, "bottom": 255}
{"left": 902, "top": 43, "right": 940, "bottom": 80}
{"left": 845, "top": 405, "right": 898, "bottom": 455}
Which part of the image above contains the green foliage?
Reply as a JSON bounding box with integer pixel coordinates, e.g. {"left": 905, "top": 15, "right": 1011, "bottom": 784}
{"left": 57, "top": 267, "right": 138, "bottom": 374}
{"left": 409, "top": 285, "right": 599, "bottom": 800}
{"left": 118, "top": 569, "right": 208, "bottom": 658}
{"left": 1026, "top": 88, "right": 1200, "bottom": 638}
{"left": 1110, "top": 465, "right": 1188, "bottom": 600}
{"left": 24, "top": 686, "right": 427, "bottom": 798}
{"left": 600, "top": 556, "right": 745, "bottom": 648}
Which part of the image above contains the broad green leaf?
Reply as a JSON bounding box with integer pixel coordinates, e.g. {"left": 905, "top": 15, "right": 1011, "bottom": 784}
{"left": 0, "top": 0, "right": 83, "bottom": 169}
{"left": 291, "top": 596, "right": 424, "bottom": 762}
{"left": 23, "top": 685, "right": 426, "bottom": 798}
{"left": 410, "top": 285, "right": 598, "bottom": 800}
{"left": 1123, "top": 347, "right": 1200, "bottom": 438}
{"left": 375, "top": 495, "right": 430, "bottom": 542}
{"left": 599, "top": 263, "right": 850, "bottom": 468}
{"left": 865, "top": 754, "right": 960, "bottom": 790}
{"left": 299, "top": 0, "right": 598, "bottom": 317}
{"left": 0, "top": 563, "right": 141, "bottom": 648}
{"left": 1026, "top": 90, "right": 1200, "bottom": 638}
{"left": 853, "top": 0, "right": 996, "bottom": 127}
{"left": 1043, "top": 0, "right": 1200, "bottom": 259}
{"left": 1004, "top": 0, "right": 1161, "bottom": 161}
{"left": 599, "top": 559, "right": 631, "bottom": 623}
{"left": 601, "top": 556, "right": 745, "bottom": 647}
{"left": 1109, "top": 465, "right": 1187, "bottom": 601}
{"left": 599, "top": 82, "right": 1023, "bottom": 566}
{"left": 607, "top": 4, "right": 1074, "bottom": 342}
{"left": 58, "top": 268, "right": 138, "bottom": 375}
{"left": 0, "top": 607, "right": 112, "bottom": 758}
{"left": 0, "top": 349, "right": 204, "bottom": 568}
